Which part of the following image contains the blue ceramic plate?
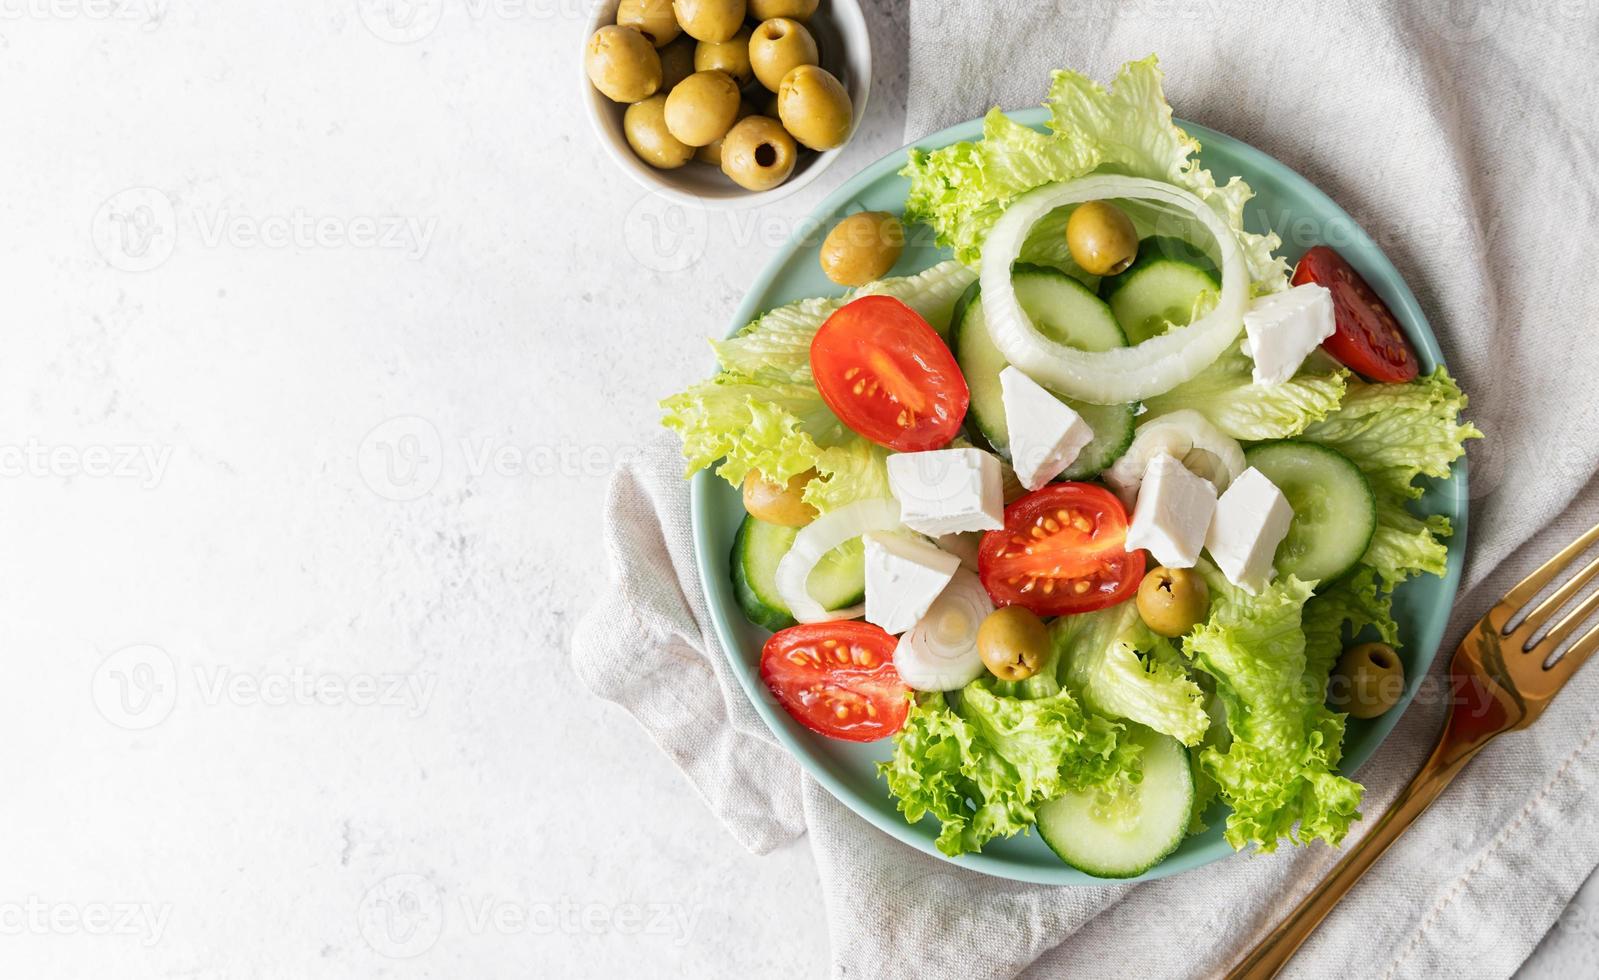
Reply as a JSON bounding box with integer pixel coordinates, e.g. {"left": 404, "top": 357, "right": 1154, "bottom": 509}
{"left": 689, "top": 109, "right": 1469, "bottom": 884}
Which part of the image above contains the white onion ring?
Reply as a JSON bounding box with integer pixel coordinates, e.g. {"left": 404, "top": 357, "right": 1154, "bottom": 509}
{"left": 978, "top": 176, "right": 1250, "bottom": 405}
{"left": 892, "top": 569, "right": 994, "bottom": 692}
{"left": 774, "top": 498, "right": 901, "bottom": 623}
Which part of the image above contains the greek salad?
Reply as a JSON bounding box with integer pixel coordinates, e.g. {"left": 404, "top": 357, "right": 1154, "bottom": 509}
{"left": 661, "top": 57, "right": 1480, "bottom": 878}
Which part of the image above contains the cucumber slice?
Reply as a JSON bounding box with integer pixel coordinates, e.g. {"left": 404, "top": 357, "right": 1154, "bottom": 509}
{"left": 731, "top": 515, "right": 866, "bottom": 631}
{"left": 1103, "top": 255, "right": 1219, "bottom": 345}
{"left": 1036, "top": 727, "right": 1194, "bottom": 879}
{"left": 951, "top": 267, "right": 1136, "bottom": 480}
{"left": 1243, "top": 440, "right": 1377, "bottom": 586}
{"left": 1099, "top": 235, "right": 1218, "bottom": 297}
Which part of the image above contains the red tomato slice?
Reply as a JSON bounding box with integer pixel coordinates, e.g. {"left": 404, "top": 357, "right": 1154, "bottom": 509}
{"left": 810, "top": 295, "right": 969, "bottom": 452}
{"left": 978, "top": 483, "right": 1144, "bottom": 616}
{"left": 760, "top": 621, "right": 909, "bottom": 742}
{"left": 1292, "top": 245, "right": 1420, "bottom": 383}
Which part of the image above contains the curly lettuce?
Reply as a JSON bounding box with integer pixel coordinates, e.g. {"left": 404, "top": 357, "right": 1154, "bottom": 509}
{"left": 661, "top": 261, "right": 975, "bottom": 510}
{"left": 904, "top": 56, "right": 1287, "bottom": 296}
{"left": 879, "top": 681, "right": 1140, "bottom": 857}
{"left": 1051, "top": 602, "right": 1210, "bottom": 746}
{"left": 1184, "top": 565, "right": 1364, "bottom": 851}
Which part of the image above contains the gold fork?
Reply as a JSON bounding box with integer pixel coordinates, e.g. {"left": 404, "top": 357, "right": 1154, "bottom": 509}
{"left": 1228, "top": 520, "right": 1599, "bottom": 979}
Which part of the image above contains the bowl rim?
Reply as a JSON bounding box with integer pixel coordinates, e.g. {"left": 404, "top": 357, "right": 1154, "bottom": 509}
{"left": 580, "top": 0, "right": 873, "bottom": 210}
{"left": 686, "top": 107, "right": 1471, "bottom": 884}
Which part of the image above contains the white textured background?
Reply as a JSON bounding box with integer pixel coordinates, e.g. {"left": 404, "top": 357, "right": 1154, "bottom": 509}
{"left": 0, "top": 1, "right": 1594, "bottom": 976}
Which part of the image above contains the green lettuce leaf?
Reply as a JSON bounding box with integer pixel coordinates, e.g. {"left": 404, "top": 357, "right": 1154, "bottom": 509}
{"left": 903, "top": 56, "right": 1288, "bottom": 295}
{"left": 1184, "top": 564, "right": 1364, "bottom": 851}
{"left": 1301, "top": 369, "right": 1482, "bottom": 587}
{"left": 661, "top": 261, "right": 975, "bottom": 508}
{"left": 1142, "top": 347, "right": 1349, "bottom": 440}
{"left": 1051, "top": 603, "right": 1210, "bottom": 746}
{"left": 1302, "top": 567, "right": 1399, "bottom": 696}
{"left": 879, "top": 681, "right": 1140, "bottom": 856}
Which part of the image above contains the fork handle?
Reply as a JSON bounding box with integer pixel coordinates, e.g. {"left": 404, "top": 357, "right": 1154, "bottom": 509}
{"left": 1225, "top": 736, "right": 1483, "bottom": 979}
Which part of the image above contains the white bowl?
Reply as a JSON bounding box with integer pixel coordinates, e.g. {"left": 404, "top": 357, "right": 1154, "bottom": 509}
{"left": 582, "top": 0, "right": 872, "bottom": 209}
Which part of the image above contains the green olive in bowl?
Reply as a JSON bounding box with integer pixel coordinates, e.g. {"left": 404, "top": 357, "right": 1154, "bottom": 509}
{"left": 664, "top": 69, "right": 742, "bottom": 147}
{"left": 720, "top": 116, "right": 798, "bottom": 191}
{"left": 777, "top": 64, "right": 853, "bottom": 151}
{"left": 672, "top": 0, "right": 745, "bottom": 43}
{"left": 749, "top": 0, "right": 816, "bottom": 20}
{"left": 585, "top": 26, "right": 663, "bottom": 104}
{"left": 694, "top": 102, "right": 756, "bottom": 167}
{"left": 657, "top": 35, "right": 697, "bottom": 90}
{"left": 616, "top": 0, "right": 680, "bottom": 47}
{"left": 694, "top": 25, "right": 754, "bottom": 86}
{"left": 749, "top": 18, "right": 818, "bottom": 92}
{"left": 624, "top": 95, "right": 695, "bottom": 170}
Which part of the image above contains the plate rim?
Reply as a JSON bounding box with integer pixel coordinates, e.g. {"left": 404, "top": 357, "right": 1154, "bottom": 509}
{"left": 687, "top": 107, "right": 1470, "bottom": 884}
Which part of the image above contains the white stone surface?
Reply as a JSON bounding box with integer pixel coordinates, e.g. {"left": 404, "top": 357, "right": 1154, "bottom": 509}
{"left": 0, "top": 2, "right": 1585, "bottom": 977}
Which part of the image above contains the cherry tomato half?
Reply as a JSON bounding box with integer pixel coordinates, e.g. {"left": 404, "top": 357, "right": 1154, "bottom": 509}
{"left": 1292, "top": 245, "right": 1420, "bottom": 383}
{"left": 810, "top": 295, "right": 969, "bottom": 452}
{"left": 977, "top": 483, "right": 1144, "bottom": 616}
{"left": 760, "top": 621, "right": 909, "bottom": 742}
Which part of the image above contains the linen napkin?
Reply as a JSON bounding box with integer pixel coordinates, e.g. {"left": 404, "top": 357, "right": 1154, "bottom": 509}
{"left": 574, "top": 2, "right": 1599, "bottom": 975}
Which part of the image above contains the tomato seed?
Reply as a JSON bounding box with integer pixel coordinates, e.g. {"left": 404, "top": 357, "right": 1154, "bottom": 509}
{"left": 788, "top": 653, "right": 808, "bottom": 667}
{"left": 1072, "top": 515, "right": 1091, "bottom": 532}
{"left": 1074, "top": 580, "right": 1090, "bottom": 594}
{"left": 865, "top": 702, "right": 877, "bottom": 718}
{"left": 852, "top": 380, "right": 866, "bottom": 395}
{"left": 1043, "top": 518, "right": 1059, "bottom": 533}
{"left": 1041, "top": 580, "right": 1055, "bottom": 594}
{"left": 844, "top": 367, "right": 860, "bottom": 380}
{"left": 822, "top": 639, "right": 838, "bottom": 648}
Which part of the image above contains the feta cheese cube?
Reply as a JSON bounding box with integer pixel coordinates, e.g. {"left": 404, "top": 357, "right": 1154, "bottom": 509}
{"left": 863, "top": 532, "right": 961, "bottom": 635}
{"left": 1124, "top": 452, "right": 1217, "bottom": 568}
{"left": 998, "top": 366, "right": 1096, "bottom": 490}
{"left": 1205, "top": 466, "right": 1294, "bottom": 594}
{"left": 1242, "top": 283, "right": 1337, "bottom": 385}
{"left": 886, "top": 448, "right": 1005, "bottom": 536}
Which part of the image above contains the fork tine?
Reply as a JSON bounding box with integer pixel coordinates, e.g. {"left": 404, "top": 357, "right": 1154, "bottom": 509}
{"left": 1498, "top": 521, "right": 1599, "bottom": 628}
{"left": 1535, "top": 587, "right": 1599, "bottom": 654}
{"left": 1544, "top": 618, "right": 1599, "bottom": 685}
{"left": 1520, "top": 551, "right": 1599, "bottom": 639}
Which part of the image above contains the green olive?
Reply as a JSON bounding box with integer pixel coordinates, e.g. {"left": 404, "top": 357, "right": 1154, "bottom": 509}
{"left": 664, "top": 69, "right": 741, "bottom": 146}
{"left": 749, "top": 0, "right": 817, "bottom": 20}
{"left": 720, "top": 115, "right": 798, "bottom": 191}
{"left": 777, "top": 64, "right": 852, "bottom": 151}
{"left": 694, "top": 25, "right": 754, "bottom": 86}
{"left": 1136, "top": 566, "right": 1210, "bottom": 638}
{"left": 741, "top": 468, "right": 817, "bottom": 526}
{"left": 1066, "top": 200, "right": 1138, "bottom": 276}
{"left": 749, "top": 18, "right": 818, "bottom": 91}
{"left": 616, "top": 0, "right": 680, "bottom": 47}
{"left": 657, "top": 35, "right": 697, "bottom": 91}
{"left": 1329, "top": 643, "right": 1406, "bottom": 719}
{"left": 585, "top": 26, "right": 663, "bottom": 104}
{"left": 819, "top": 211, "right": 904, "bottom": 286}
{"left": 977, "top": 606, "right": 1049, "bottom": 681}
{"left": 672, "top": 0, "right": 745, "bottom": 42}
{"left": 694, "top": 102, "right": 755, "bottom": 167}
{"left": 624, "top": 95, "right": 694, "bottom": 170}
